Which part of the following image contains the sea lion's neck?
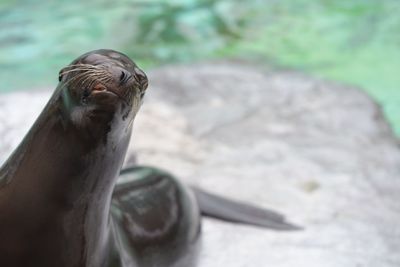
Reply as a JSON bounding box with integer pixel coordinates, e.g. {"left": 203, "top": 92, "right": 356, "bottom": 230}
{"left": 0, "top": 95, "right": 132, "bottom": 266}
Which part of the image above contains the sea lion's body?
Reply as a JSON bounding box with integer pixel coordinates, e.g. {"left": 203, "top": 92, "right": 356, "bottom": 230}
{"left": 0, "top": 50, "right": 299, "bottom": 267}
{"left": 0, "top": 49, "right": 150, "bottom": 267}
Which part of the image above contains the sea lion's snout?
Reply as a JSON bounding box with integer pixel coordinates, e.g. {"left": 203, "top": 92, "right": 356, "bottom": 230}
{"left": 80, "top": 49, "right": 148, "bottom": 88}
{"left": 58, "top": 49, "right": 148, "bottom": 129}
{"left": 59, "top": 49, "right": 147, "bottom": 109}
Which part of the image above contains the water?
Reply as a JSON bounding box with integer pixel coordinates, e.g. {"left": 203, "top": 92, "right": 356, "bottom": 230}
{"left": 0, "top": 0, "right": 399, "bottom": 134}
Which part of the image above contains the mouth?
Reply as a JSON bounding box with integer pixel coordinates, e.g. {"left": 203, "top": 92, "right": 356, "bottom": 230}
{"left": 88, "top": 83, "right": 132, "bottom": 106}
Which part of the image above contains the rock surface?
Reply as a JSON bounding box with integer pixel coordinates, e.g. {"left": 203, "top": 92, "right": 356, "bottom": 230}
{"left": 1, "top": 63, "right": 399, "bottom": 267}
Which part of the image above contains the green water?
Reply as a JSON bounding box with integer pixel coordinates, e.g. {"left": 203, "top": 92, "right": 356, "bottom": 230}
{"left": 0, "top": 0, "right": 399, "bottom": 134}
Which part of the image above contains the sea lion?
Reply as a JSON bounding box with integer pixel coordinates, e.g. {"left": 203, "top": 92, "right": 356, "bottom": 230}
{"left": 0, "top": 49, "right": 299, "bottom": 267}
{"left": 0, "top": 49, "right": 148, "bottom": 267}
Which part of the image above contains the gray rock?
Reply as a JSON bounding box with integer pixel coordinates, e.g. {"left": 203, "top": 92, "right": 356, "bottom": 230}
{"left": 0, "top": 63, "right": 399, "bottom": 267}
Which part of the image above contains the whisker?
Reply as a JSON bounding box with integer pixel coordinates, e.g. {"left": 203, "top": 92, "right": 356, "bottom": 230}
{"left": 58, "top": 64, "right": 133, "bottom": 107}
{"left": 60, "top": 72, "right": 94, "bottom": 90}
{"left": 65, "top": 64, "right": 103, "bottom": 68}
{"left": 61, "top": 68, "right": 110, "bottom": 88}
{"left": 61, "top": 68, "right": 108, "bottom": 76}
{"left": 60, "top": 68, "right": 101, "bottom": 76}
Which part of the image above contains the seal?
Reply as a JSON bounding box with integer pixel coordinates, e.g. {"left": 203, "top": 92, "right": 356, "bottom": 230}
{"left": 0, "top": 49, "right": 148, "bottom": 267}
{"left": 0, "top": 49, "right": 300, "bottom": 267}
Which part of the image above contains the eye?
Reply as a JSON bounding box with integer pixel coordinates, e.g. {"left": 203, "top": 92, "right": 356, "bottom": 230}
{"left": 120, "top": 71, "right": 127, "bottom": 82}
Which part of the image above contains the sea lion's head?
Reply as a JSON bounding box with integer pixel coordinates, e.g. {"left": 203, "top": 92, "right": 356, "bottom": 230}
{"left": 57, "top": 49, "right": 148, "bottom": 137}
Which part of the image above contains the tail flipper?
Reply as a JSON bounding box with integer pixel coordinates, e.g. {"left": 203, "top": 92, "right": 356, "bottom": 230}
{"left": 191, "top": 187, "right": 302, "bottom": 231}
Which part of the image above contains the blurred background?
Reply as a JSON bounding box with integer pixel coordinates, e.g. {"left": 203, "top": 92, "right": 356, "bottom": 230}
{"left": 0, "top": 0, "right": 399, "bottom": 135}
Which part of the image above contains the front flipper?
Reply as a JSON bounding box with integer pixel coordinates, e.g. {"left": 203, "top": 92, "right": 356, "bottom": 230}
{"left": 192, "top": 187, "right": 302, "bottom": 231}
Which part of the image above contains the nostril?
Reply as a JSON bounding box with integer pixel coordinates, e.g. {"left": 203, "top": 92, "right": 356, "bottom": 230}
{"left": 134, "top": 67, "right": 148, "bottom": 89}
{"left": 119, "top": 70, "right": 131, "bottom": 85}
